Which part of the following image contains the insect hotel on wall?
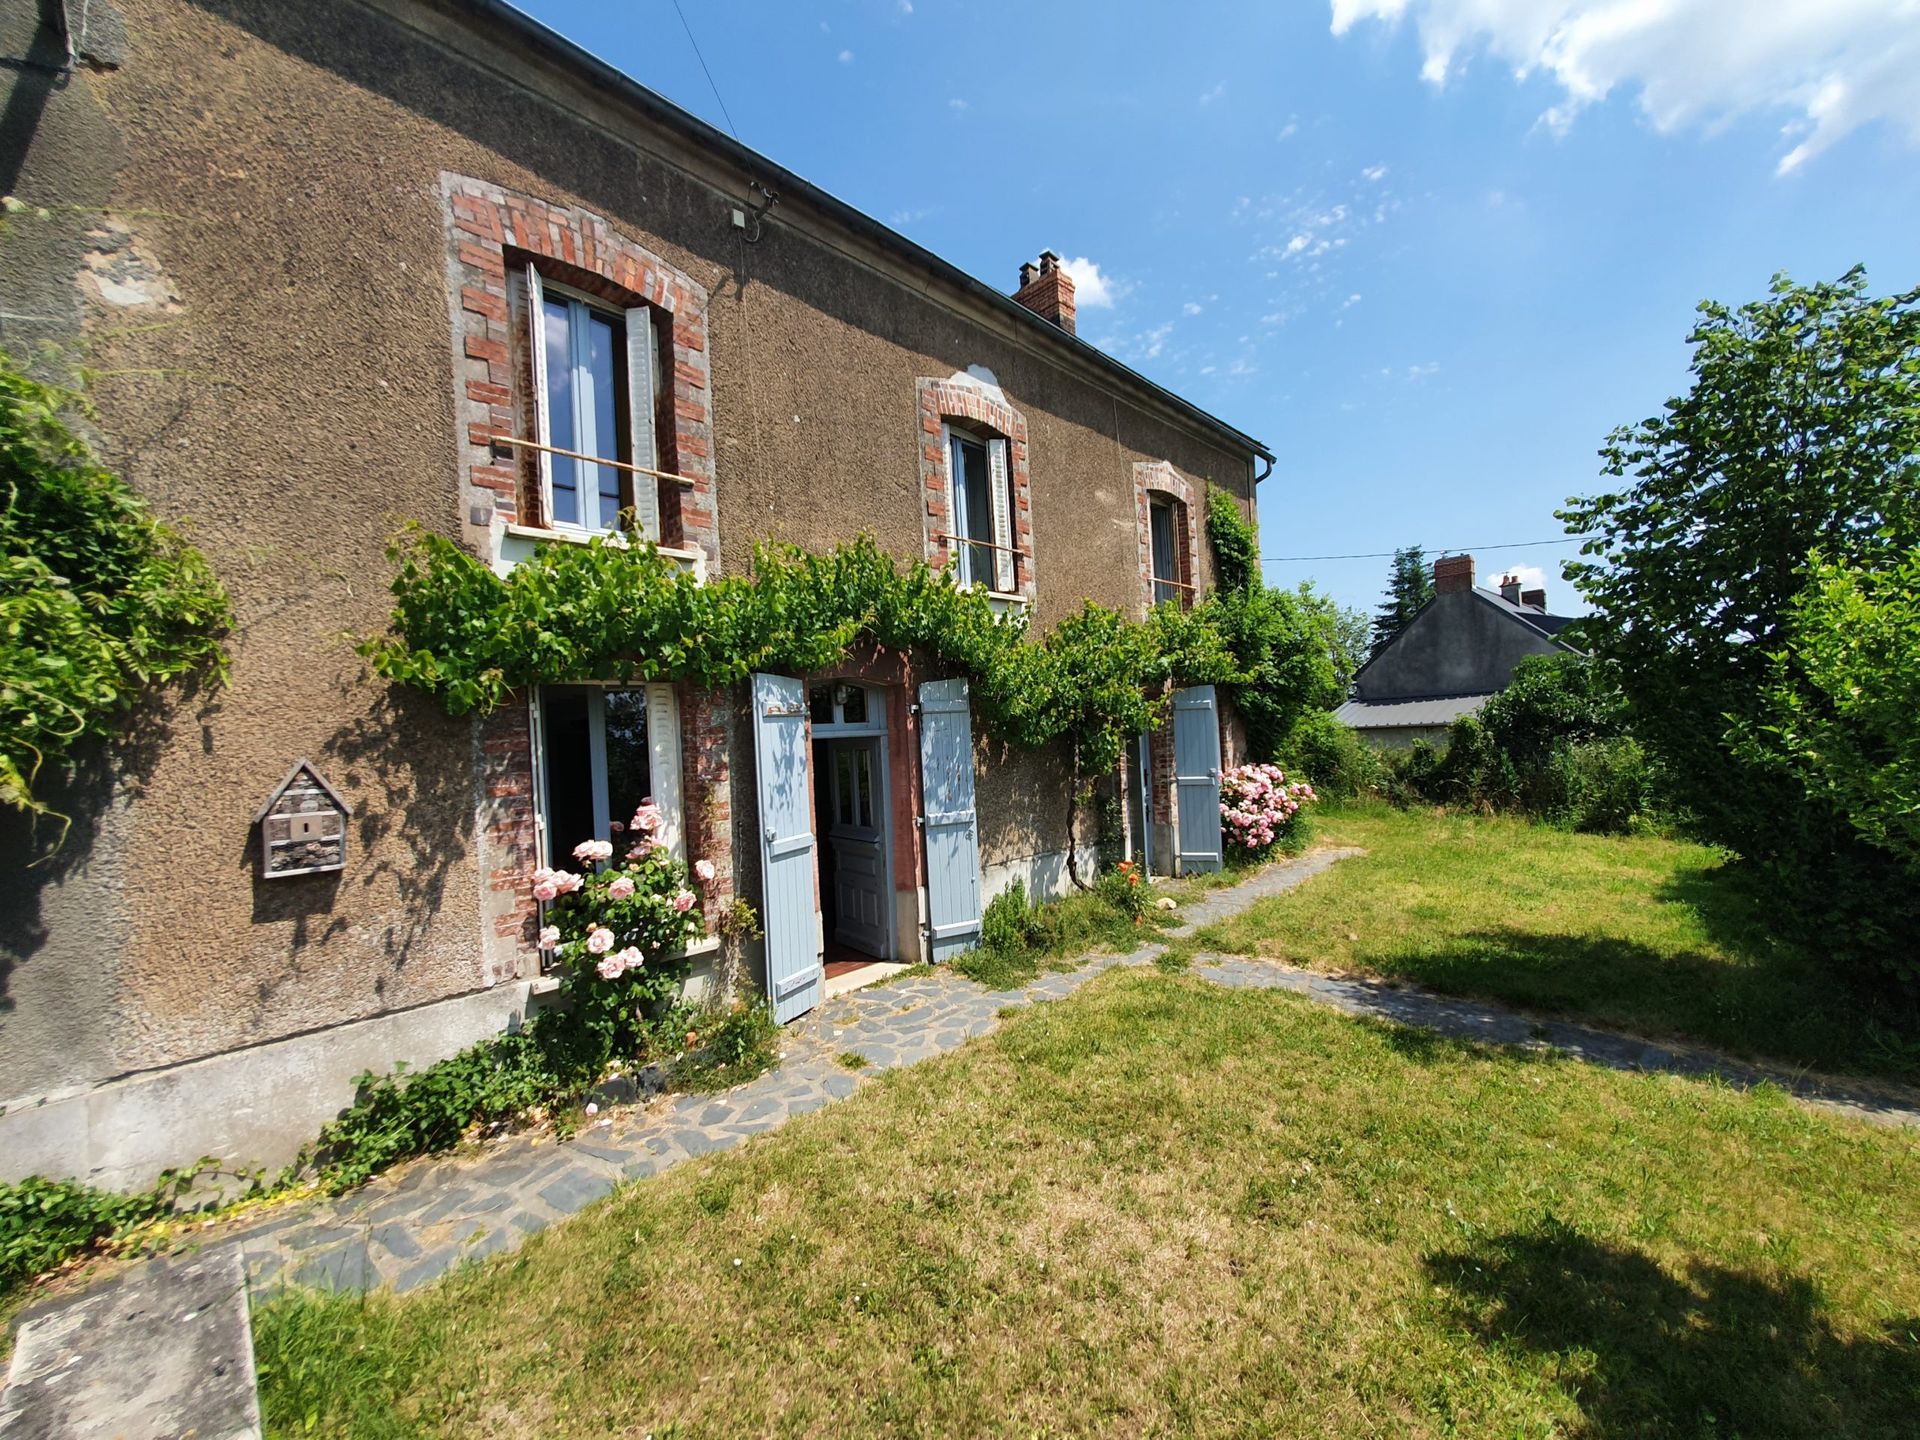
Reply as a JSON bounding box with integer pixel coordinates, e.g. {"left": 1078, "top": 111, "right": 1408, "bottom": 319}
{"left": 254, "top": 761, "right": 351, "bottom": 878}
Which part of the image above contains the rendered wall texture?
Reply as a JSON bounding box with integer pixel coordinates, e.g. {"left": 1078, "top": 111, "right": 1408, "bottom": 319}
{"left": 0, "top": 0, "right": 1261, "bottom": 1141}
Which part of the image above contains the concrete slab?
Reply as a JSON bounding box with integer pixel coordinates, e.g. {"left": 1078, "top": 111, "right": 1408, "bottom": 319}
{"left": 0, "top": 1248, "right": 259, "bottom": 1440}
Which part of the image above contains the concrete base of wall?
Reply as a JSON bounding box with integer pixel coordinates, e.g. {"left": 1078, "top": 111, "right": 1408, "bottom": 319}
{"left": 0, "top": 984, "right": 538, "bottom": 1192}
{"left": 982, "top": 844, "right": 1100, "bottom": 907}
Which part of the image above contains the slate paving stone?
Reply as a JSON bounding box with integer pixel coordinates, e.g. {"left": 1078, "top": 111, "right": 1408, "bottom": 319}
{"left": 415, "top": 1186, "right": 480, "bottom": 1226}
{"left": 698, "top": 1103, "right": 736, "bottom": 1126}
{"left": 507, "top": 1208, "right": 552, "bottom": 1235}
{"left": 566, "top": 1140, "right": 635, "bottom": 1166}
{"left": 538, "top": 1168, "right": 616, "bottom": 1214}
{"left": 823, "top": 1073, "right": 859, "bottom": 1099}
{"left": 369, "top": 1223, "right": 423, "bottom": 1262}
{"left": 740, "top": 1096, "right": 783, "bottom": 1122}
{"left": 281, "top": 1223, "right": 358, "bottom": 1252}
{"left": 464, "top": 1227, "right": 513, "bottom": 1262}
{"left": 292, "top": 1240, "right": 374, "bottom": 1293}
{"left": 393, "top": 1246, "right": 462, "bottom": 1293}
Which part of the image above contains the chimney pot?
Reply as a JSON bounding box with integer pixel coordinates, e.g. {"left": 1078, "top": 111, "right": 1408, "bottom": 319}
{"left": 1013, "top": 251, "right": 1077, "bottom": 335}
{"left": 1433, "top": 553, "right": 1475, "bottom": 596}
{"left": 1499, "top": 574, "right": 1523, "bottom": 605}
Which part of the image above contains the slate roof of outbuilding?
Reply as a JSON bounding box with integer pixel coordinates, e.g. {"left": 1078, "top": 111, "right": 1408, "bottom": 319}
{"left": 1333, "top": 694, "right": 1494, "bottom": 730}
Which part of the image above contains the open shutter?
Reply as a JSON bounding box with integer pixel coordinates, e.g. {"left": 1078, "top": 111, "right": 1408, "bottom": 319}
{"left": 917, "top": 677, "right": 983, "bottom": 962}
{"left": 624, "top": 306, "right": 660, "bottom": 542}
{"left": 1172, "top": 684, "right": 1223, "bottom": 874}
{"left": 752, "top": 673, "right": 823, "bottom": 1022}
{"left": 987, "top": 436, "right": 1015, "bottom": 593}
{"left": 526, "top": 264, "right": 554, "bottom": 526}
{"left": 646, "top": 682, "right": 685, "bottom": 863}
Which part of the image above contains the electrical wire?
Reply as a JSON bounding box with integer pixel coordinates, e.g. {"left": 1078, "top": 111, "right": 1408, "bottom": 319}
{"left": 670, "top": 0, "right": 741, "bottom": 143}
{"left": 1261, "top": 536, "right": 1594, "bottom": 563}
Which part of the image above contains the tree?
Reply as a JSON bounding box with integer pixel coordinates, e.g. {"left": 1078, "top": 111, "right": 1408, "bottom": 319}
{"left": 1560, "top": 268, "right": 1920, "bottom": 990}
{"left": 1295, "top": 584, "right": 1370, "bottom": 694}
{"left": 1370, "top": 546, "right": 1433, "bottom": 658}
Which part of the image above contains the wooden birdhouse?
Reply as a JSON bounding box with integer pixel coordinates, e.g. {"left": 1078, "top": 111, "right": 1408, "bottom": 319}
{"left": 254, "top": 760, "right": 351, "bottom": 879}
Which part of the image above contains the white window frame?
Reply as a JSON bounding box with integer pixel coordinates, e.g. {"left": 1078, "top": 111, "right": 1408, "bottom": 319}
{"left": 530, "top": 682, "right": 685, "bottom": 873}
{"left": 940, "top": 423, "right": 1016, "bottom": 595}
{"left": 528, "top": 267, "right": 660, "bottom": 540}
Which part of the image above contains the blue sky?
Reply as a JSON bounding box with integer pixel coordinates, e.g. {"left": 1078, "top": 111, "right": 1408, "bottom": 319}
{"left": 515, "top": 0, "right": 1920, "bottom": 618}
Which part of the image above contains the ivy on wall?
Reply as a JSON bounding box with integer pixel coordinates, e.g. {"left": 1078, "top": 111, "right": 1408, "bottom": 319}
{"left": 361, "top": 525, "right": 1244, "bottom": 779}
{"left": 0, "top": 350, "right": 231, "bottom": 822}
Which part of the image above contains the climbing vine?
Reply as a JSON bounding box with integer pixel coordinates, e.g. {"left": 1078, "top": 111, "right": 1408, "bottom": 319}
{"left": 0, "top": 349, "right": 231, "bottom": 821}
{"left": 361, "top": 524, "right": 1243, "bottom": 770}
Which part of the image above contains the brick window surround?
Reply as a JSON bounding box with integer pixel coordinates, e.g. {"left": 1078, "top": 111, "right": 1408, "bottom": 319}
{"left": 440, "top": 171, "right": 718, "bottom": 571}
{"left": 916, "top": 377, "right": 1035, "bottom": 604}
{"left": 1133, "top": 461, "right": 1199, "bottom": 615}
{"left": 439, "top": 174, "right": 734, "bottom": 980}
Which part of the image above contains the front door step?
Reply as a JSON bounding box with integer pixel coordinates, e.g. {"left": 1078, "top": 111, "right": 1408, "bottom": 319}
{"left": 0, "top": 1248, "right": 260, "bottom": 1440}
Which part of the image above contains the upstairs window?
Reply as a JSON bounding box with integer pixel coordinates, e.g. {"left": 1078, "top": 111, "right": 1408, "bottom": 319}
{"left": 1149, "top": 495, "right": 1190, "bottom": 608}
{"left": 528, "top": 267, "right": 660, "bottom": 537}
{"left": 945, "top": 427, "right": 1015, "bottom": 592}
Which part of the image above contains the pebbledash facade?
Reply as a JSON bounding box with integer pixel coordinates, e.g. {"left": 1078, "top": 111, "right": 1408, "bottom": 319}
{"left": 0, "top": 0, "right": 1271, "bottom": 1187}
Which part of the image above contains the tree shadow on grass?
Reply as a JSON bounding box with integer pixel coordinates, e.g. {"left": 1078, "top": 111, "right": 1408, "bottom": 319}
{"left": 1426, "top": 1220, "right": 1920, "bottom": 1438}
{"left": 1374, "top": 927, "right": 1893, "bottom": 1080}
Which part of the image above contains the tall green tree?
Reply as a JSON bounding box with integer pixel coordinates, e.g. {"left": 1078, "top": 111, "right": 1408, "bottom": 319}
{"left": 1370, "top": 546, "right": 1433, "bottom": 658}
{"left": 1561, "top": 267, "right": 1920, "bottom": 990}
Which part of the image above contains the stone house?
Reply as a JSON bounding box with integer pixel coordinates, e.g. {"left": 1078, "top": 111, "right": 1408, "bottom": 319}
{"left": 0, "top": 0, "right": 1270, "bottom": 1186}
{"left": 1335, "top": 553, "right": 1582, "bottom": 747}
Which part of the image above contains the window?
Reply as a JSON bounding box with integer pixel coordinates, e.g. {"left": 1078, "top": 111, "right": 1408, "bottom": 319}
{"left": 535, "top": 685, "right": 681, "bottom": 869}
{"left": 528, "top": 267, "right": 659, "bottom": 537}
{"left": 808, "top": 681, "right": 879, "bottom": 730}
{"left": 945, "top": 428, "right": 1015, "bottom": 592}
{"left": 1149, "top": 496, "right": 1188, "bottom": 608}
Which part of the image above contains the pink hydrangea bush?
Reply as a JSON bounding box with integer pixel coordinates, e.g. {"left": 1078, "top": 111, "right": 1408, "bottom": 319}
{"left": 535, "top": 799, "right": 716, "bottom": 1046}
{"left": 1219, "top": 762, "right": 1317, "bottom": 859}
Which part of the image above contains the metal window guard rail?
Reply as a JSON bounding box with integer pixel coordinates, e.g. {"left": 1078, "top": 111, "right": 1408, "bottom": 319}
{"left": 488, "top": 433, "right": 698, "bottom": 489}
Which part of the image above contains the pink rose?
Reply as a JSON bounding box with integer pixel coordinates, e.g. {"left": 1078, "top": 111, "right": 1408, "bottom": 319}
{"left": 609, "top": 820, "right": 625, "bottom": 833}
{"left": 532, "top": 880, "right": 558, "bottom": 903}
{"left": 606, "top": 875, "right": 635, "bottom": 900}
{"left": 537, "top": 925, "right": 561, "bottom": 951}
{"left": 573, "top": 839, "right": 613, "bottom": 864}
{"left": 595, "top": 952, "right": 625, "bottom": 980}
{"left": 613, "top": 946, "right": 643, "bottom": 970}
{"left": 631, "top": 802, "right": 663, "bottom": 834}
{"left": 694, "top": 859, "right": 716, "bottom": 883}
{"left": 672, "top": 889, "right": 696, "bottom": 912}
{"left": 586, "top": 926, "right": 615, "bottom": 954}
{"left": 532, "top": 866, "right": 555, "bottom": 886}
{"left": 556, "top": 870, "right": 585, "bottom": 895}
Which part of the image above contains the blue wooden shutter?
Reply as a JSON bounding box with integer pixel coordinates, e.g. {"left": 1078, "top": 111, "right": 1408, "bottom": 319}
{"left": 1172, "top": 684, "right": 1223, "bottom": 874}
{"left": 752, "top": 673, "right": 822, "bottom": 1022}
{"left": 624, "top": 306, "right": 660, "bottom": 542}
{"left": 917, "top": 677, "right": 983, "bottom": 962}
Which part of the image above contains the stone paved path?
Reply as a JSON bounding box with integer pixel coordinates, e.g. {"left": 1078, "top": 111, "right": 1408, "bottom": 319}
{"left": 59, "top": 843, "right": 1920, "bottom": 1311}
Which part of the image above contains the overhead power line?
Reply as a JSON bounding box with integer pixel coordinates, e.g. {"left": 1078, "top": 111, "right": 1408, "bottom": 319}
{"left": 670, "top": 0, "right": 741, "bottom": 142}
{"left": 1261, "top": 536, "right": 1594, "bottom": 563}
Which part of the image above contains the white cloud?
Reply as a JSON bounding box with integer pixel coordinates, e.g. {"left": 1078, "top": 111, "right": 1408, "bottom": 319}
{"left": 1330, "top": 0, "right": 1920, "bottom": 173}
{"left": 1278, "top": 119, "right": 1300, "bottom": 139}
{"left": 949, "top": 98, "right": 969, "bottom": 111}
{"left": 898, "top": 0, "right": 914, "bottom": 11}
{"left": 1182, "top": 301, "right": 1204, "bottom": 315}
{"left": 1342, "top": 292, "right": 1364, "bottom": 308}
{"left": 1407, "top": 361, "right": 1440, "bottom": 380}
{"left": 1497, "top": 563, "right": 1548, "bottom": 591}
{"left": 1361, "top": 163, "right": 1388, "bottom": 180}
{"left": 1199, "top": 82, "right": 1228, "bottom": 105}
{"left": 1055, "top": 255, "right": 1126, "bottom": 308}
{"left": 838, "top": 48, "right": 854, "bottom": 64}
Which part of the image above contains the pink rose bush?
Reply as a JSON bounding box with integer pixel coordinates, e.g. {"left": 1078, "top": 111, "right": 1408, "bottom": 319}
{"left": 1218, "top": 762, "right": 1317, "bottom": 859}
{"left": 531, "top": 799, "right": 722, "bottom": 1036}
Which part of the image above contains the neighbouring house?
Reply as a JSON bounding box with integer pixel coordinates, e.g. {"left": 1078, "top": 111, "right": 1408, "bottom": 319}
{"left": 1335, "top": 554, "right": 1581, "bottom": 747}
{"left": 0, "top": 0, "right": 1270, "bottom": 1187}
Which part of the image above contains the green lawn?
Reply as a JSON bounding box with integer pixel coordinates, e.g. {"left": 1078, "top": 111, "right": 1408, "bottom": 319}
{"left": 1192, "top": 804, "right": 1917, "bottom": 1081}
{"left": 255, "top": 970, "right": 1920, "bottom": 1438}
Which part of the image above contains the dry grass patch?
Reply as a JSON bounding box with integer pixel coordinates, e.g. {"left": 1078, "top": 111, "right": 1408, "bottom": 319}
{"left": 256, "top": 970, "right": 1919, "bottom": 1438}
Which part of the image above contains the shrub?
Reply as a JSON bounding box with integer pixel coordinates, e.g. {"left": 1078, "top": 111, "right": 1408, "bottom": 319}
{"left": 1219, "top": 762, "right": 1317, "bottom": 859}
{"left": 1095, "top": 859, "right": 1151, "bottom": 921}
{"left": 676, "top": 998, "right": 780, "bottom": 1093}
{"left": 1277, "top": 710, "right": 1384, "bottom": 800}
{"left": 1, "top": 1168, "right": 206, "bottom": 1295}
{"left": 982, "top": 878, "right": 1040, "bottom": 956}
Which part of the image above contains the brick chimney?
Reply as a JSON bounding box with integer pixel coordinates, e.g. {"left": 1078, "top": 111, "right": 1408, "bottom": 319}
{"left": 1013, "top": 250, "right": 1076, "bottom": 335}
{"left": 1499, "top": 574, "right": 1523, "bottom": 605}
{"left": 1521, "top": 586, "right": 1547, "bottom": 610}
{"left": 1433, "top": 553, "right": 1474, "bottom": 595}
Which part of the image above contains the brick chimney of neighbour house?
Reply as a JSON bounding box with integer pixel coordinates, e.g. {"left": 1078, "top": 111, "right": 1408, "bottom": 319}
{"left": 1499, "top": 574, "right": 1524, "bottom": 605}
{"left": 1521, "top": 586, "right": 1547, "bottom": 610}
{"left": 1433, "top": 553, "right": 1475, "bottom": 595}
{"left": 1014, "top": 250, "right": 1077, "bottom": 334}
